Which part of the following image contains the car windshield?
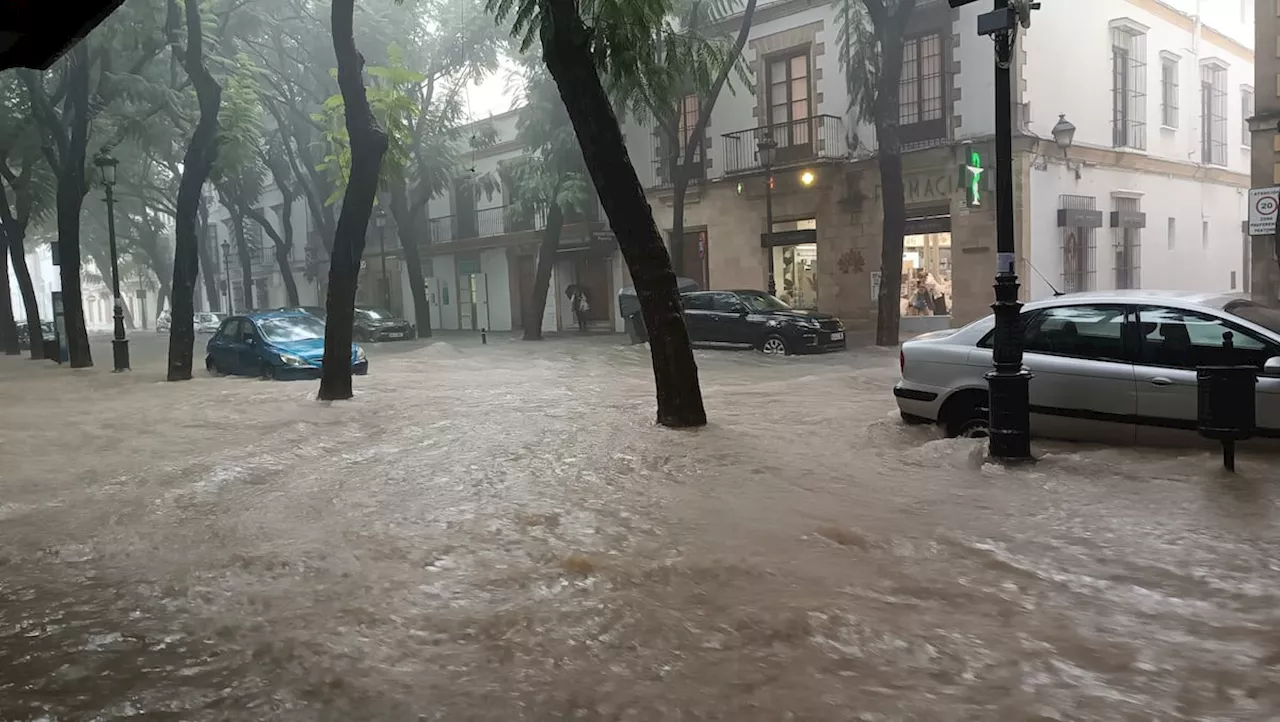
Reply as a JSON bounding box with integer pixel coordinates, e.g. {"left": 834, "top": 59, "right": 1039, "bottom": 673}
{"left": 357, "top": 308, "right": 395, "bottom": 320}
{"left": 257, "top": 316, "right": 326, "bottom": 343}
{"left": 737, "top": 291, "right": 791, "bottom": 312}
{"left": 1225, "top": 299, "right": 1280, "bottom": 336}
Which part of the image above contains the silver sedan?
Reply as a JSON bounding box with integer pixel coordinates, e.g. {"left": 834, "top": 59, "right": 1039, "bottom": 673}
{"left": 894, "top": 290, "right": 1280, "bottom": 448}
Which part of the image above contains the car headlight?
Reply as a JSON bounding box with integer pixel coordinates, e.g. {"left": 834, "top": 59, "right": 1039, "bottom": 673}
{"left": 279, "top": 352, "right": 307, "bottom": 367}
{"left": 793, "top": 318, "right": 821, "bottom": 329}
{"left": 355, "top": 347, "right": 366, "bottom": 363}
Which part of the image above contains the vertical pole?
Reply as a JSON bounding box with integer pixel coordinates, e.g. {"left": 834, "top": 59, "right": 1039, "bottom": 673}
{"left": 223, "top": 247, "right": 234, "bottom": 315}
{"left": 984, "top": 0, "right": 1033, "bottom": 460}
{"left": 105, "top": 184, "right": 130, "bottom": 371}
{"left": 379, "top": 219, "right": 390, "bottom": 310}
{"left": 764, "top": 169, "right": 775, "bottom": 295}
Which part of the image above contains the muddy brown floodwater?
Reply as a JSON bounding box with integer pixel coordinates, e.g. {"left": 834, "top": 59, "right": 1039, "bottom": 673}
{"left": 1, "top": 333, "right": 1278, "bottom": 721}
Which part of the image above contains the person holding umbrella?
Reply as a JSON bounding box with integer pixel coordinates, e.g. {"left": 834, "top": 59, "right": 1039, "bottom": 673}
{"left": 566, "top": 284, "right": 590, "bottom": 333}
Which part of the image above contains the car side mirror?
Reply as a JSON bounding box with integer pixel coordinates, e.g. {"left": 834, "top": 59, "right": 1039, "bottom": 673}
{"left": 1265, "top": 356, "right": 1280, "bottom": 376}
{"left": 730, "top": 305, "right": 748, "bottom": 316}
{"left": 244, "top": 336, "right": 256, "bottom": 345}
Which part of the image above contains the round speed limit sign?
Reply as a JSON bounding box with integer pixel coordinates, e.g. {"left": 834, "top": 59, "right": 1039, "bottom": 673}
{"left": 1257, "top": 195, "right": 1278, "bottom": 217}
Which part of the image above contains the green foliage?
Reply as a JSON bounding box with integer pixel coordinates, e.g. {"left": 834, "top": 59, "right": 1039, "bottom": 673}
{"left": 0, "top": 77, "right": 57, "bottom": 229}
{"left": 314, "top": 47, "right": 426, "bottom": 203}
{"left": 835, "top": 0, "right": 881, "bottom": 123}
{"left": 501, "top": 53, "right": 589, "bottom": 226}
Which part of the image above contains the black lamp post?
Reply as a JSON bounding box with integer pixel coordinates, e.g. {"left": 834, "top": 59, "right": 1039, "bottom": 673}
{"left": 94, "top": 149, "right": 129, "bottom": 372}
{"left": 221, "top": 240, "right": 233, "bottom": 314}
{"left": 758, "top": 133, "right": 778, "bottom": 296}
{"left": 376, "top": 209, "right": 391, "bottom": 309}
{"left": 953, "top": 0, "right": 1040, "bottom": 461}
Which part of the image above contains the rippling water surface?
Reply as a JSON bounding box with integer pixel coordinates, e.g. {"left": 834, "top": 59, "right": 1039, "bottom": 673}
{"left": 1, "top": 334, "right": 1278, "bottom": 720}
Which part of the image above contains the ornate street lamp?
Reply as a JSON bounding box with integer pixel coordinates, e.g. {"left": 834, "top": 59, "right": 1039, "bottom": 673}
{"left": 1051, "top": 113, "right": 1076, "bottom": 153}
{"left": 757, "top": 133, "right": 778, "bottom": 296}
{"left": 93, "top": 149, "right": 128, "bottom": 372}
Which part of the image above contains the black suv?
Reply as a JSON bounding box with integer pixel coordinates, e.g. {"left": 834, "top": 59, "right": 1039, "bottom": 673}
{"left": 681, "top": 290, "right": 846, "bottom": 355}
{"left": 353, "top": 306, "right": 414, "bottom": 342}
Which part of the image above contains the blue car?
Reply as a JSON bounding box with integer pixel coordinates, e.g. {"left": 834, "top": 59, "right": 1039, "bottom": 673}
{"left": 205, "top": 311, "right": 369, "bottom": 380}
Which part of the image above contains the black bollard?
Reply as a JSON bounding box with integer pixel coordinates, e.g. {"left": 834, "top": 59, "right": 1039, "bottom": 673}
{"left": 1195, "top": 331, "right": 1257, "bottom": 472}
{"left": 481, "top": 327, "right": 487, "bottom": 345}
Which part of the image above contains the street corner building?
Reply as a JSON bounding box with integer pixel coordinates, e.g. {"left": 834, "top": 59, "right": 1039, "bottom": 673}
{"left": 623, "top": 0, "right": 1256, "bottom": 333}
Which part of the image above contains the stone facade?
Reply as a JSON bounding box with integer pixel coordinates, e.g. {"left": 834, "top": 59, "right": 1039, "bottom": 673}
{"left": 646, "top": 140, "right": 1036, "bottom": 330}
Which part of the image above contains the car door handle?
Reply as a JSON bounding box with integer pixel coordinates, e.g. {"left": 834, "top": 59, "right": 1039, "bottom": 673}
{"left": 1149, "top": 377, "right": 1173, "bottom": 387}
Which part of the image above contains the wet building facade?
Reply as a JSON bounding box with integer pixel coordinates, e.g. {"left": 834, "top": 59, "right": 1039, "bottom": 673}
{"left": 631, "top": 0, "right": 1254, "bottom": 331}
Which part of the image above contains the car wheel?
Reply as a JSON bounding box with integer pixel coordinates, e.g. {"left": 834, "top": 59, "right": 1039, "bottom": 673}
{"left": 759, "top": 334, "right": 789, "bottom": 356}
{"left": 206, "top": 356, "right": 221, "bottom": 376}
{"left": 942, "top": 391, "right": 990, "bottom": 438}
{"left": 260, "top": 363, "right": 275, "bottom": 380}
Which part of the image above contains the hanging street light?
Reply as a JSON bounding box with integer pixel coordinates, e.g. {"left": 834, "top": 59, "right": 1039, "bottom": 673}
{"left": 93, "top": 149, "right": 129, "bottom": 372}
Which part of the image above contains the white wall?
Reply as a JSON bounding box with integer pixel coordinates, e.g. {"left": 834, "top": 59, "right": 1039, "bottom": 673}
{"left": 952, "top": 1, "right": 996, "bottom": 143}
{"left": 1028, "top": 160, "right": 1248, "bottom": 299}
{"left": 1019, "top": 0, "right": 1253, "bottom": 174}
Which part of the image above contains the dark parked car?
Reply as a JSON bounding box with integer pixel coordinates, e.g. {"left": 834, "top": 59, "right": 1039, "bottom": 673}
{"left": 17, "top": 321, "right": 55, "bottom": 349}
{"left": 276, "top": 306, "right": 327, "bottom": 322}
{"left": 353, "top": 306, "right": 414, "bottom": 342}
{"left": 680, "top": 290, "right": 846, "bottom": 356}
{"left": 206, "top": 310, "right": 368, "bottom": 380}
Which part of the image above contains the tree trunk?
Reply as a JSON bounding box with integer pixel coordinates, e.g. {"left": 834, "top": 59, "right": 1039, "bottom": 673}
{"left": 872, "top": 32, "right": 907, "bottom": 347}
{"left": 245, "top": 206, "right": 301, "bottom": 306}
{"left": 524, "top": 201, "right": 563, "bottom": 341}
{"left": 319, "top": 0, "right": 389, "bottom": 401}
{"left": 276, "top": 246, "right": 300, "bottom": 306}
{"left": 155, "top": 281, "right": 171, "bottom": 319}
{"left": 389, "top": 181, "right": 431, "bottom": 338}
{"left": 167, "top": 0, "right": 222, "bottom": 380}
{"left": 539, "top": 0, "right": 706, "bottom": 428}
{"left": 197, "top": 197, "right": 220, "bottom": 312}
{"left": 229, "top": 210, "right": 254, "bottom": 310}
{"left": 0, "top": 238, "right": 20, "bottom": 354}
{"left": 55, "top": 45, "right": 94, "bottom": 368}
{"left": 667, "top": 134, "right": 686, "bottom": 277}
{"left": 6, "top": 226, "right": 44, "bottom": 359}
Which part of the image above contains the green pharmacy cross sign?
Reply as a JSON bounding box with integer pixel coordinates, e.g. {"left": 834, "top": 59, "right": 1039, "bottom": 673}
{"left": 961, "top": 148, "right": 985, "bottom": 207}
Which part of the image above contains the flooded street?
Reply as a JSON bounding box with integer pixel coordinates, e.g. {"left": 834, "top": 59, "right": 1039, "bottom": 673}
{"left": 2, "top": 333, "right": 1278, "bottom": 720}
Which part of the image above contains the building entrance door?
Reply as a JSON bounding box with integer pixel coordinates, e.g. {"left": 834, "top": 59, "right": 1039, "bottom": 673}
{"left": 573, "top": 255, "right": 612, "bottom": 327}
{"left": 680, "top": 230, "right": 708, "bottom": 290}
{"left": 765, "top": 218, "right": 818, "bottom": 309}
{"left": 458, "top": 272, "right": 488, "bottom": 331}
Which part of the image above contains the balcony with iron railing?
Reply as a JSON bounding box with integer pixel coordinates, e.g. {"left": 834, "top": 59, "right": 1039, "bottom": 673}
{"left": 650, "top": 133, "right": 706, "bottom": 189}
{"left": 720, "top": 115, "right": 848, "bottom": 175}
{"left": 425, "top": 201, "right": 604, "bottom": 245}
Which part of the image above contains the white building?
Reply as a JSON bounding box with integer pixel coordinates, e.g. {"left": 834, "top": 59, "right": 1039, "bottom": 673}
{"left": 408, "top": 109, "right": 621, "bottom": 335}
{"left": 1020, "top": 0, "right": 1255, "bottom": 300}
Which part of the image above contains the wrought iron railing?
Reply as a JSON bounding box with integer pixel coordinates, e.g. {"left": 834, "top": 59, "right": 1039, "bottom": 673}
{"left": 720, "top": 115, "right": 847, "bottom": 174}
{"left": 424, "top": 202, "right": 603, "bottom": 244}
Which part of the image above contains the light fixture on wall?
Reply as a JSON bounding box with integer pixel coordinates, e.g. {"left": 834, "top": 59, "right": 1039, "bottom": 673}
{"left": 1050, "top": 113, "right": 1083, "bottom": 180}
{"left": 799, "top": 170, "right": 816, "bottom": 186}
